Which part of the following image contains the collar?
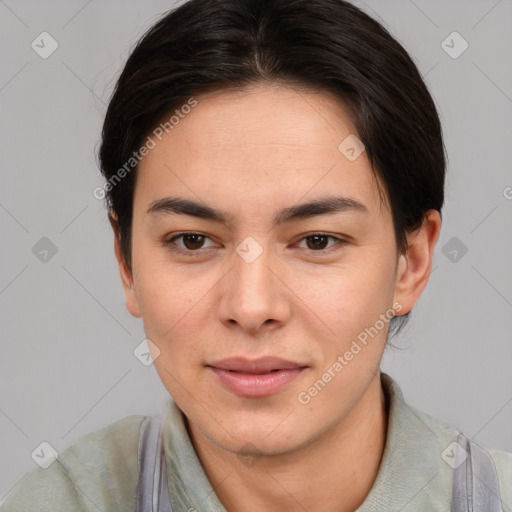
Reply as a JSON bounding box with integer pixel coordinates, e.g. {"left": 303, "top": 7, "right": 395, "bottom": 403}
{"left": 356, "top": 372, "right": 457, "bottom": 510}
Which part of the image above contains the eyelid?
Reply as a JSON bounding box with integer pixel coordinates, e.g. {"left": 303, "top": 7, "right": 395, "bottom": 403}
{"left": 163, "top": 232, "right": 218, "bottom": 253}
{"left": 163, "top": 231, "right": 347, "bottom": 256}
{"left": 294, "top": 232, "right": 345, "bottom": 253}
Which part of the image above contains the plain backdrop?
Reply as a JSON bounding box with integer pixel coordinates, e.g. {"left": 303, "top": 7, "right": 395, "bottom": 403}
{"left": 1, "top": 0, "right": 511, "bottom": 503}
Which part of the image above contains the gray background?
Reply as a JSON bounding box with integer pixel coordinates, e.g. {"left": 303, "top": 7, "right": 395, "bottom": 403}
{"left": 1, "top": 0, "right": 511, "bottom": 503}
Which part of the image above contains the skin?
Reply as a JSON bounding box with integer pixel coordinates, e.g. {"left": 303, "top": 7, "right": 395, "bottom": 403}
{"left": 110, "top": 82, "right": 441, "bottom": 512}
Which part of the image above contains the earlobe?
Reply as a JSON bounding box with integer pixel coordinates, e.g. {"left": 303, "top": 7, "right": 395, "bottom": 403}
{"left": 109, "top": 212, "right": 142, "bottom": 318}
{"left": 393, "top": 209, "right": 442, "bottom": 315}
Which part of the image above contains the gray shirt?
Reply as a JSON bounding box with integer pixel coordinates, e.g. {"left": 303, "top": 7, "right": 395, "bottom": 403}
{"left": 2, "top": 372, "right": 511, "bottom": 511}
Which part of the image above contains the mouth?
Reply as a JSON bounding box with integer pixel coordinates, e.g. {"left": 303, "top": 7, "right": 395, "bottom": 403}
{"left": 206, "top": 355, "right": 308, "bottom": 374}
{"left": 206, "top": 356, "right": 308, "bottom": 397}
{"left": 219, "top": 368, "right": 284, "bottom": 374}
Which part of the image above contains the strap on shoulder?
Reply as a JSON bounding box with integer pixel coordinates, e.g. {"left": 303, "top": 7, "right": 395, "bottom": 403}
{"left": 451, "top": 432, "right": 503, "bottom": 512}
{"left": 137, "top": 415, "right": 173, "bottom": 512}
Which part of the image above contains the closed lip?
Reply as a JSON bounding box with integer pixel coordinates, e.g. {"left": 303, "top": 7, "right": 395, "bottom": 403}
{"left": 207, "top": 356, "right": 308, "bottom": 374}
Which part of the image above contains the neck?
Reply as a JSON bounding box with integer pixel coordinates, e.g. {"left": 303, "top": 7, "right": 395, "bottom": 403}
{"left": 187, "top": 372, "right": 388, "bottom": 512}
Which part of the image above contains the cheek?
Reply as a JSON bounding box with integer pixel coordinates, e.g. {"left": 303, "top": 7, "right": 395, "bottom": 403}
{"left": 301, "top": 258, "right": 394, "bottom": 313}
{"left": 132, "top": 257, "right": 225, "bottom": 377}
{"left": 136, "top": 268, "right": 209, "bottom": 398}
{"left": 293, "top": 260, "right": 396, "bottom": 349}
{"left": 137, "top": 271, "right": 208, "bottom": 337}
{"left": 132, "top": 239, "right": 208, "bottom": 322}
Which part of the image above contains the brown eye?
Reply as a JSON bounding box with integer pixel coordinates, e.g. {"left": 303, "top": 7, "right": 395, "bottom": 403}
{"left": 181, "top": 233, "right": 206, "bottom": 250}
{"left": 163, "top": 232, "right": 217, "bottom": 255}
{"left": 305, "top": 234, "right": 330, "bottom": 250}
{"left": 296, "top": 233, "right": 346, "bottom": 254}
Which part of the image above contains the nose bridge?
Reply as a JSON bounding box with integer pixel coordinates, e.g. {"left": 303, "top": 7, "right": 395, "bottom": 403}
{"left": 233, "top": 238, "right": 275, "bottom": 306}
{"left": 219, "top": 236, "right": 289, "bottom": 331}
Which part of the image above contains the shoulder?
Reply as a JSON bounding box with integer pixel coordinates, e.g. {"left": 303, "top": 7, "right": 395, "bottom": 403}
{"left": 408, "top": 403, "right": 512, "bottom": 508}
{"left": 488, "top": 448, "right": 512, "bottom": 507}
{"left": 1, "top": 414, "right": 146, "bottom": 512}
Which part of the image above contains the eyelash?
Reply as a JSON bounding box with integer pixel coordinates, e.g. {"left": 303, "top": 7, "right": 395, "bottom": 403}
{"left": 162, "top": 232, "right": 347, "bottom": 257}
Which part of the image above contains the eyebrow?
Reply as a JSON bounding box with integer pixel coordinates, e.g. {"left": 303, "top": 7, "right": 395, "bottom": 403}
{"left": 146, "top": 195, "right": 368, "bottom": 227}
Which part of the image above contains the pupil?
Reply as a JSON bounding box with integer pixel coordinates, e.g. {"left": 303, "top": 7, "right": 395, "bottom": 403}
{"left": 184, "top": 234, "right": 203, "bottom": 250}
{"left": 308, "top": 235, "right": 327, "bottom": 250}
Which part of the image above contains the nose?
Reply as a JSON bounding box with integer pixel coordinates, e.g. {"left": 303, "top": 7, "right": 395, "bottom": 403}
{"left": 217, "top": 244, "right": 292, "bottom": 336}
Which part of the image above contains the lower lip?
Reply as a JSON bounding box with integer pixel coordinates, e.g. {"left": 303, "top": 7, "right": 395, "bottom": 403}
{"left": 208, "top": 366, "right": 306, "bottom": 397}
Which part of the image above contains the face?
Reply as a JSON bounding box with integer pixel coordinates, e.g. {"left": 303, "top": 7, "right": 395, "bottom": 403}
{"left": 113, "top": 83, "right": 436, "bottom": 457}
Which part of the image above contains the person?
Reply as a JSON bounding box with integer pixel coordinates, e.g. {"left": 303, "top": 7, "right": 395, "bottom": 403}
{"left": 2, "top": 0, "right": 510, "bottom": 511}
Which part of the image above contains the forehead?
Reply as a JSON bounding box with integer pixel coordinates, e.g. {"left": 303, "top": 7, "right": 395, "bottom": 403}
{"left": 135, "top": 83, "right": 388, "bottom": 219}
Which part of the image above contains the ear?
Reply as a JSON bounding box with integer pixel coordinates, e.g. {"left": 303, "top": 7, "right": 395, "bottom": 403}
{"left": 109, "top": 211, "right": 141, "bottom": 318}
{"left": 393, "top": 209, "right": 441, "bottom": 315}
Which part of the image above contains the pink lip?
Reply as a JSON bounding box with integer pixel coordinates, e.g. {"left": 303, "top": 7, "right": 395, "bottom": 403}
{"left": 208, "top": 367, "right": 306, "bottom": 397}
{"left": 206, "top": 356, "right": 308, "bottom": 398}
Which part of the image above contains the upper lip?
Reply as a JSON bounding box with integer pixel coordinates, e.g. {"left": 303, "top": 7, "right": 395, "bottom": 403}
{"left": 207, "top": 356, "right": 307, "bottom": 374}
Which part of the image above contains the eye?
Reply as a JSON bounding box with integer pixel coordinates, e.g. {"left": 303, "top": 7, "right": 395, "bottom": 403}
{"left": 295, "top": 233, "right": 346, "bottom": 253}
{"left": 162, "top": 232, "right": 347, "bottom": 257}
{"left": 163, "top": 232, "right": 217, "bottom": 255}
